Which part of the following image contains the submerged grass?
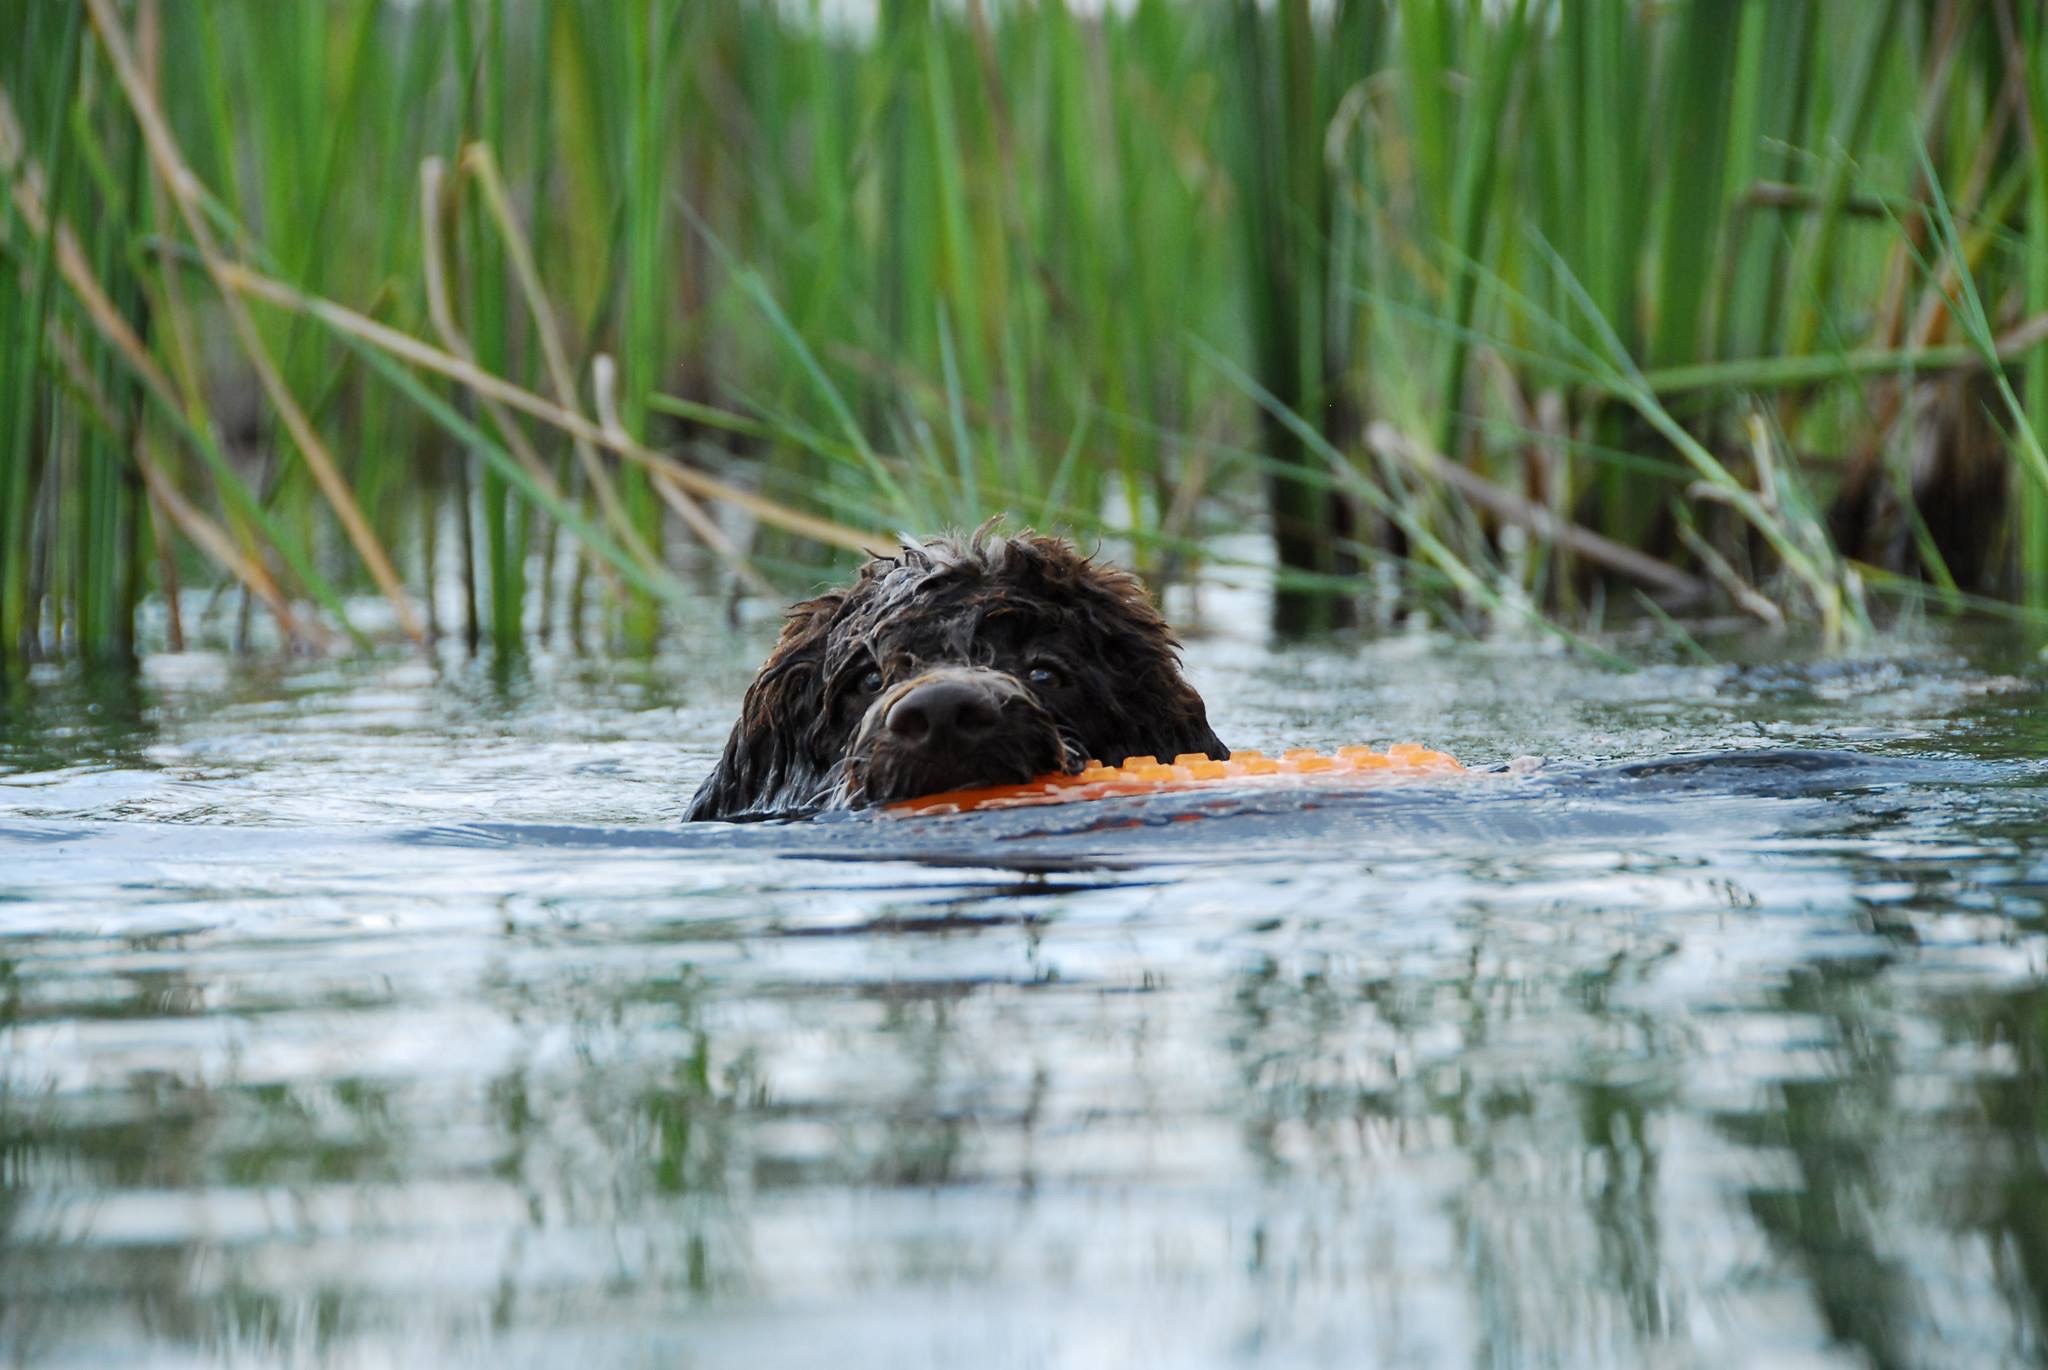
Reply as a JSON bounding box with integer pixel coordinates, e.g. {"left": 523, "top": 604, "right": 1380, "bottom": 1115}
{"left": 3, "top": 0, "right": 2048, "bottom": 663}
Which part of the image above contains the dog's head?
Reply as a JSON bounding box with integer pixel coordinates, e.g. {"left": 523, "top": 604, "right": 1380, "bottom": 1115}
{"left": 685, "top": 531, "right": 1227, "bottom": 819}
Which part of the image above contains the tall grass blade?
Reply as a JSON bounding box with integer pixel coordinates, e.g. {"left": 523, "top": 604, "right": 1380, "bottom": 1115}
{"left": 2, "top": 0, "right": 82, "bottom": 662}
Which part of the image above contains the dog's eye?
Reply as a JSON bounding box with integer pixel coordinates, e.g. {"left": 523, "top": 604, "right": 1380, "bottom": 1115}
{"left": 1025, "top": 662, "right": 1065, "bottom": 690}
{"left": 858, "top": 667, "right": 885, "bottom": 694}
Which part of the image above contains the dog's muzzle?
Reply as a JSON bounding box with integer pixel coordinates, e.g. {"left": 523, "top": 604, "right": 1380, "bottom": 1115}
{"left": 840, "top": 666, "right": 1070, "bottom": 805}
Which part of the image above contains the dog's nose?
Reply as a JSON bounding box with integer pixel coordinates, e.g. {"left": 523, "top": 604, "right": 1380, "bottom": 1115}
{"left": 886, "top": 678, "right": 1001, "bottom": 746}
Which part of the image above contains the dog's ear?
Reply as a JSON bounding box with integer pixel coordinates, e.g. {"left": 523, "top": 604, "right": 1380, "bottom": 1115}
{"left": 1147, "top": 673, "right": 1229, "bottom": 762}
{"left": 685, "top": 590, "right": 846, "bottom": 820}
{"left": 1104, "top": 645, "right": 1227, "bottom": 763}
{"left": 1034, "top": 538, "right": 1230, "bottom": 763}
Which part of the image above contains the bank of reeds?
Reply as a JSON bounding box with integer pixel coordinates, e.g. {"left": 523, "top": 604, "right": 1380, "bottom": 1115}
{"left": 2, "top": 0, "right": 2046, "bottom": 662}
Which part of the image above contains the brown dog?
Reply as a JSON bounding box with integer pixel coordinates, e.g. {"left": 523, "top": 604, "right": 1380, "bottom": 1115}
{"left": 686, "top": 530, "right": 1227, "bottom": 819}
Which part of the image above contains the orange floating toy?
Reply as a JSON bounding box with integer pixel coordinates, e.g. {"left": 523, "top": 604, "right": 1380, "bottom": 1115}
{"left": 887, "top": 744, "right": 1464, "bottom": 816}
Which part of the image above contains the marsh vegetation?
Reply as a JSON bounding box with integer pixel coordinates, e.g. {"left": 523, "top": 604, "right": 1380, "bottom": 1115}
{"left": 3, "top": 0, "right": 2047, "bottom": 656}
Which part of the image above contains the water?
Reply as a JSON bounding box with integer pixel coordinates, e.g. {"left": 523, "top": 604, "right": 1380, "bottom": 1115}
{"left": 3, "top": 621, "right": 2046, "bottom": 1368}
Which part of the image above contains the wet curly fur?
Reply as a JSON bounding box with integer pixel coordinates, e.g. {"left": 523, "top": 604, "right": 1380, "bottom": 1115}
{"left": 685, "top": 530, "right": 1227, "bottom": 819}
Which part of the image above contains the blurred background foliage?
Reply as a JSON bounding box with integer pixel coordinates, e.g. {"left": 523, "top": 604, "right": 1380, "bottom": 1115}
{"left": 2, "top": 0, "right": 2047, "bottom": 660}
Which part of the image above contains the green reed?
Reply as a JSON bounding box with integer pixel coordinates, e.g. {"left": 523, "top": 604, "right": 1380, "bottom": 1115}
{"left": 3, "top": 2, "right": 82, "bottom": 658}
{"left": 2021, "top": 0, "right": 2048, "bottom": 609}
{"left": 4, "top": 0, "right": 2048, "bottom": 667}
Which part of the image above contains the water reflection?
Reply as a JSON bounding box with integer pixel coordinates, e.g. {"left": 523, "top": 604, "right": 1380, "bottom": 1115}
{"left": 1963, "top": 981, "right": 2048, "bottom": 1355}
{"left": 0, "top": 663, "right": 155, "bottom": 775}
{"left": 0, "top": 631, "right": 2044, "bottom": 1365}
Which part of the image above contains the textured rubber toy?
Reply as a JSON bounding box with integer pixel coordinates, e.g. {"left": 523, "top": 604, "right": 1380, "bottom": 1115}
{"left": 886, "top": 744, "right": 1463, "bottom": 816}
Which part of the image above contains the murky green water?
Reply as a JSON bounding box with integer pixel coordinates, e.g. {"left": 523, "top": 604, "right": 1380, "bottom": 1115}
{"left": 3, "top": 620, "right": 2046, "bottom": 1368}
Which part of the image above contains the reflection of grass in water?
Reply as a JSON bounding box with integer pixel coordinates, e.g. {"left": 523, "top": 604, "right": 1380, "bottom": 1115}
{"left": 0, "top": 661, "right": 151, "bottom": 772}
{"left": 3, "top": 2, "right": 2048, "bottom": 662}
{"left": 1727, "top": 958, "right": 1917, "bottom": 1370}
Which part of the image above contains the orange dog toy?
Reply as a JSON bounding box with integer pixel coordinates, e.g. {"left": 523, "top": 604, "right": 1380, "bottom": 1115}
{"left": 887, "top": 744, "right": 1464, "bottom": 816}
